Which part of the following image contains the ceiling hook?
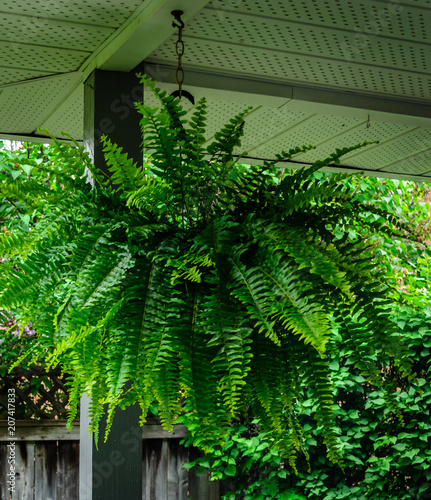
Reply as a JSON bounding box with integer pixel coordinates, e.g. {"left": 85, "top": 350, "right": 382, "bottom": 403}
{"left": 169, "top": 9, "right": 194, "bottom": 104}
{"left": 171, "top": 10, "right": 185, "bottom": 29}
{"left": 170, "top": 89, "right": 195, "bottom": 105}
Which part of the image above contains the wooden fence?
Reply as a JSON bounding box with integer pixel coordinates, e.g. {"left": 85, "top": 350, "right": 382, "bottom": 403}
{"left": 0, "top": 421, "right": 223, "bottom": 500}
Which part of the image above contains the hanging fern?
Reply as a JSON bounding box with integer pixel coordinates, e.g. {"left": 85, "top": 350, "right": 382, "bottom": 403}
{"left": 0, "top": 75, "right": 415, "bottom": 466}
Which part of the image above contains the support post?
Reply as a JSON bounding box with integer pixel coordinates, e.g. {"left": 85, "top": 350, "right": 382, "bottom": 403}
{"left": 83, "top": 69, "right": 144, "bottom": 174}
{"left": 80, "top": 69, "right": 143, "bottom": 500}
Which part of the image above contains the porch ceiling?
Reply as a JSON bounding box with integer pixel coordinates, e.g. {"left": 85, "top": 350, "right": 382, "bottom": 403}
{"left": 0, "top": 0, "right": 430, "bottom": 181}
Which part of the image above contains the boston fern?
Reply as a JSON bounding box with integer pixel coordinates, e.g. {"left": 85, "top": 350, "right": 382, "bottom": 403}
{"left": 0, "top": 76, "right": 413, "bottom": 466}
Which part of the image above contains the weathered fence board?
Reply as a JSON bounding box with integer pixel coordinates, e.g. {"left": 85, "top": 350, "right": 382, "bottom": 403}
{"left": 0, "top": 421, "right": 79, "bottom": 442}
{"left": 57, "top": 442, "right": 79, "bottom": 500}
{"left": 0, "top": 421, "right": 188, "bottom": 442}
{"left": 34, "top": 441, "right": 57, "bottom": 500}
{"left": 11, "top": 442, "right": 34, "bottom": 500}
{"left": 0, "top": 422, "right": 222, "bottom": 500}
{"left": 0, "top": 444, "right": 7, "bottom": 500}
{"left": 142, "top": 439, "right": 189, "bottom": 500}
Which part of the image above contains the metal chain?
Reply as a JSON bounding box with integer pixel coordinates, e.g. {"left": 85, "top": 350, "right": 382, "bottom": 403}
{"left": 174, "top": 22, "right": 185, "bottom": 97}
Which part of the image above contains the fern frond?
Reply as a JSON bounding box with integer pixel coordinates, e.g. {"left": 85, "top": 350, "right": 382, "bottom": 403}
{"left": 101, "top": 136, "right": 145, "bottom": 193}
{"left": 229, "top": 258, "right": 280, "bottom": 345}
{"left": 207, "top": 106, "right": 252, "bottom": 163}
{"left": 73, "top": 245, "right": 134, "bottom": 310}
{"left": 259, "top": 223, "right": 352, "bottom": 296}
{"left": 302, "top": 349, "right": 342, "bottom": 466}
{"left": 0, "top": 250, "right": 68, "bottom": 310}
{"left": 259, "top": 262, "right": 330, "bottom": 355}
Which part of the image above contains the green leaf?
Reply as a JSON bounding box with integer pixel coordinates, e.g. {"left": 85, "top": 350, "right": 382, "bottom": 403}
{"left": 18, "top": 213, "right": 31, "bottom": 226}
{"left": 21, "top": 164, "right": 33, "bottom": 175}
{"left": 225, "top": 464, "right": 237, "bottom": 476}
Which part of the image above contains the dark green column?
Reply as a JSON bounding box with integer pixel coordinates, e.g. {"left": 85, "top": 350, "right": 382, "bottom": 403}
{"left": 83, "top": 69, "right": 143, "bottom": 175}
{"left": 80, "top": 69, "right": 143, "bottom": 500}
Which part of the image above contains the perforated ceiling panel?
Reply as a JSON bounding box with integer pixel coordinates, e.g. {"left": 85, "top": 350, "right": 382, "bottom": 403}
{"left": 301, "top": 121, "right": 415, "bottom": 163}
{"left": 343, "top": 128, "right": 431, "bottom": 170}
{"left": 39, "top": 85, "right": 84, "bottom": 140}
{"left": 250, "top": 114, "right": 360, "bottom": 158}
{"left": 0, "top": 41, "right": 90, "bottom": 74}
{"left": 185, "top": 10, "right": 431, "bottom": 73}
{"left": 147, "top": 0, "right": 431, "bottom": 101}
{"left": 0, "top": 0, "right": 143, "bottom": 27}
{"left": 0, "top": 68, "right": 55, "bottom": 86}
{"left": 0, "top": 0, "right": 145, "bottom": 87}
{"left": 248, "top": 115, "right": 431, "bottom": 178}
{"left": 0, "top": 0, "right": 148, "bottom": 142}
{"left": 236, "top": 106, "right": 311, "bottom": 153}
{"left": 0, "top": 73, "right": 81, "bottom": 134}
{"left": 205, "top": 0, "right": 431, "bottom": 42}
{"left": 0, "top": 14, "right": 115, "bottom": 51}
{"left": 387, "top": 150, "right": 431, "bottom": 175}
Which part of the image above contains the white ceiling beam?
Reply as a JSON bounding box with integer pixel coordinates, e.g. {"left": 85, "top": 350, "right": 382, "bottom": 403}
{"left": 0, "top": 133, "right": 76, "bottom": 145}
{"left": 142, "top": 63, "right": 431, "bottom": 129}
{"left": 80, "top": 0, "right": 211, "bottom": 76}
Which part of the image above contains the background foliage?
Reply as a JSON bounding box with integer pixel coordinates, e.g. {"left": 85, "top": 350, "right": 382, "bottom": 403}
{"left": 0, "top": 141, "right": 77, "bottom": 418}
{"left": 186, "top": 303, "right": 431, "bottom": 500}
{"left": 0, "top": 140, "right": 64, "bottom": 373}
